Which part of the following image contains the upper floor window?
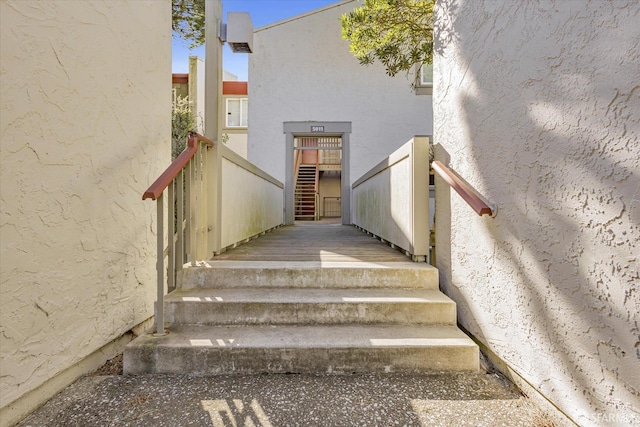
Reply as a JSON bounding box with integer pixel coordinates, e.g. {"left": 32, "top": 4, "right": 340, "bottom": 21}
{"left": 420, "top": 63, "right": 433, "bottom": 87}
{"left": 415, "top": 63, "right": 433, "bottom": 96}
{"left": 226, "top": 98, "right": 248, "bottom": 127}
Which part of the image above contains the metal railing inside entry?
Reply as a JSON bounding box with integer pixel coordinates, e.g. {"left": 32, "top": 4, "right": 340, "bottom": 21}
{"left": 323, "top": 197, "right": 341, "bottom": 217}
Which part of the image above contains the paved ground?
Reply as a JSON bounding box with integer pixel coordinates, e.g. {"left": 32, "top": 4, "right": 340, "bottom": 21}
{"left": 17, "top": 369, "right": 557, "bottom": 427}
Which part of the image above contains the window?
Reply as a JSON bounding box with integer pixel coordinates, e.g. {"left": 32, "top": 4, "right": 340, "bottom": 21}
{"left": 420, "top": 63, "right": 433, "bottom": 87}
{"left": 226, "top": 98, "right": 248, "bottom": 127}
{"left": 415, "top": 63, "right": 433, "bottom": 96}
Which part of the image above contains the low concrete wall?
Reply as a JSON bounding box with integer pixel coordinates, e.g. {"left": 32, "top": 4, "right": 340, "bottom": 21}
{"left": 352, "top": 137, "right": 430, "bottom": 261}
{"left": 216, "top": 144, "right": 283, "bottom": 251}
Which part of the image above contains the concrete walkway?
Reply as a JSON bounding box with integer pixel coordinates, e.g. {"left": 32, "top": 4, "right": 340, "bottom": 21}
{"left": 17, "top": 371, "right": 556, "bottom": 426}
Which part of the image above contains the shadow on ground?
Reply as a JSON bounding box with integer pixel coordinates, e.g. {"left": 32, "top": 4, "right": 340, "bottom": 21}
{"left": 18, "top": 361, "right": 556, "bottom": 427}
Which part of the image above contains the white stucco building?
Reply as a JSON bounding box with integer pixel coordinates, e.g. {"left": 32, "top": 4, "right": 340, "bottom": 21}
{"left": 0, "top": 1, "right": 170, "bottom": 424}
{"left": 433, "top": 1, "right": 640, "bottom": 425}
{"left": 248, "top": 0, "right": 432, "bottom": 223}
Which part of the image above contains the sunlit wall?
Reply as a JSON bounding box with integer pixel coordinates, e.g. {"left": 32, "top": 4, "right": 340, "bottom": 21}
{"left": 433, "top": 1, "right": 639, "bottom": 425}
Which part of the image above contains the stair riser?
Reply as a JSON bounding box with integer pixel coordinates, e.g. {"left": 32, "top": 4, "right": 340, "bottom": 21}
{"left": 124, "top": 346, "right": 479, "bottom": 375}
{"left": 165, "top": 302, "right": 456, "bottom": 326}
{"left": 178, "top": 267, "right": 439, "bottom": 290}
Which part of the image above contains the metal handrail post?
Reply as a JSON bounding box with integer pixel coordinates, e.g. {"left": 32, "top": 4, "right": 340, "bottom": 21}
{"left": 154, "top": 193, "right": 166, "bottom": 336}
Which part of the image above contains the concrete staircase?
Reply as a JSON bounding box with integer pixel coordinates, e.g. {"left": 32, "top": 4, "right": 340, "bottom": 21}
{"left": 294, "top": 164, "right": 317, "bottom": 220}
{"left": 124, "top": 261, "right": 479, "bottom": 374}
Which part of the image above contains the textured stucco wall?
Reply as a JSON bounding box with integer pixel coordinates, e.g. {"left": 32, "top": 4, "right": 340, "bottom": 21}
{"left": 0, "top": 0, "right": 170, "bottom": 411}
{"left": 248, "top": 0, "right": 432, "bottom": 185}
{"left": 433, "top": 0, "right": 639, "bottom": 425}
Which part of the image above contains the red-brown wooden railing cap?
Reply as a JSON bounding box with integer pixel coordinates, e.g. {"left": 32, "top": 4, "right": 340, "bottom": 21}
{"left": 432, "top": 160, "right": 494, "bottom": 217}
{"left": 142, "top": 132, "right": 214, "bottom": 201}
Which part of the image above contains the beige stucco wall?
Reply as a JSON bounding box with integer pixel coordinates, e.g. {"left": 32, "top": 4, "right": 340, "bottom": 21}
{"left": 248, "top": 0, "right": 432, "bottom": 185}
{"left": 433, "top": 0, "right": 639, "bottom": 425}
{"left": 0, "top": 0, "right": 170, "bottom": 420}
{"left": 224, "top": 131, "right": 248, "bottom": 159}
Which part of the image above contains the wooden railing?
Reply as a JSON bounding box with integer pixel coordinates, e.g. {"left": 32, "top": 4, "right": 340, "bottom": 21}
{"left": 352, "top": 136, "right": 431, "bottom": 262}
{"left": 293, "top": 149, "right": 301, "bottom": 186}
{"left": 431, "top": 160, "right": 494, "bottom": 217}
{"left": 142, "top": 131, "right": 212, "bottom": 335}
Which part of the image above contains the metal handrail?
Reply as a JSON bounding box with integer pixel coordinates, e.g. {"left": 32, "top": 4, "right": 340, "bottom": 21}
{"left": 142, "top": 131, "right": 213, "bottom": 335}
{"left": 432, "top": 160, "right": 495, "bottom": 217}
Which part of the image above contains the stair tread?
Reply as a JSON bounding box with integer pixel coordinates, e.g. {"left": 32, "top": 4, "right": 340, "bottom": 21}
{"left": 132, "top": 324, "right": 476, "bottom": 349}
{"left": 198, "top": 260, "right": 436, "bottom": 269}
{"left": 125, "top": 224, "right": 479, "bottom": 375}
{"left": 167, "top": 288, "right": 452, "bottom": 304}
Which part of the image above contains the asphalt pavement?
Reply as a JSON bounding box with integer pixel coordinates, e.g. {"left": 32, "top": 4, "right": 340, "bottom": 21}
{"left": 17, "top": 370, "right": 558, "bottom": 426}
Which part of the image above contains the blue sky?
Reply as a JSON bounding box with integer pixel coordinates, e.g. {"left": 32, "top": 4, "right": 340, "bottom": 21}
{"left": 172, "top": 0, "right": 341, "bottom": 80}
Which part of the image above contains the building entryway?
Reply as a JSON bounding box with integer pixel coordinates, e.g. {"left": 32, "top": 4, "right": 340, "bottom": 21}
{"left": 283, "top": 121, "right": 352, "bottom": 225}
{"left": 294, "top": 136, "right": 342, "bottom": 221}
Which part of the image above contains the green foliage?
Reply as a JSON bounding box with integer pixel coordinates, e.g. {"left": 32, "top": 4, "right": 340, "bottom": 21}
{"left": 172, "top": 95, "right": 195, "bottom": 159}
{"left": 341, "top": 0, "right": 435, "bottom": 86}
{"left": 173, "top": 0, "right": 206, "bottom": 48}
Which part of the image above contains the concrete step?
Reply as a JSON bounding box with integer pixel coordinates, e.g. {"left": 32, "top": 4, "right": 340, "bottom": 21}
{"left": 178, "top": 261, "right": 439, "bottom": 290}
{"left": 124, "top": 324, "right": 479, "bottom": 375}
{"left": 165, "top": 288, "right": 456, "bottom": 326}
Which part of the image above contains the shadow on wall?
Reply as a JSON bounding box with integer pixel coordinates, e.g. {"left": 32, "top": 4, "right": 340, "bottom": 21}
{"left": 434, "top": 0, "right": 640, "bottom": 424}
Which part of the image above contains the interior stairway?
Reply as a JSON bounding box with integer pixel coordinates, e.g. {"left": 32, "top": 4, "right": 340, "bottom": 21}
{"left": 295, "top": 164, "right": 317, "bottom": 220}
{"left": 124, "top": 260, "right": 479, "bottom": 374}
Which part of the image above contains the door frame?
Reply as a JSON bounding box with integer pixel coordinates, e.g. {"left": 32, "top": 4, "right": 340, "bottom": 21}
{"left": 283, "top": 121, "right": 352, "bottom": 225}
